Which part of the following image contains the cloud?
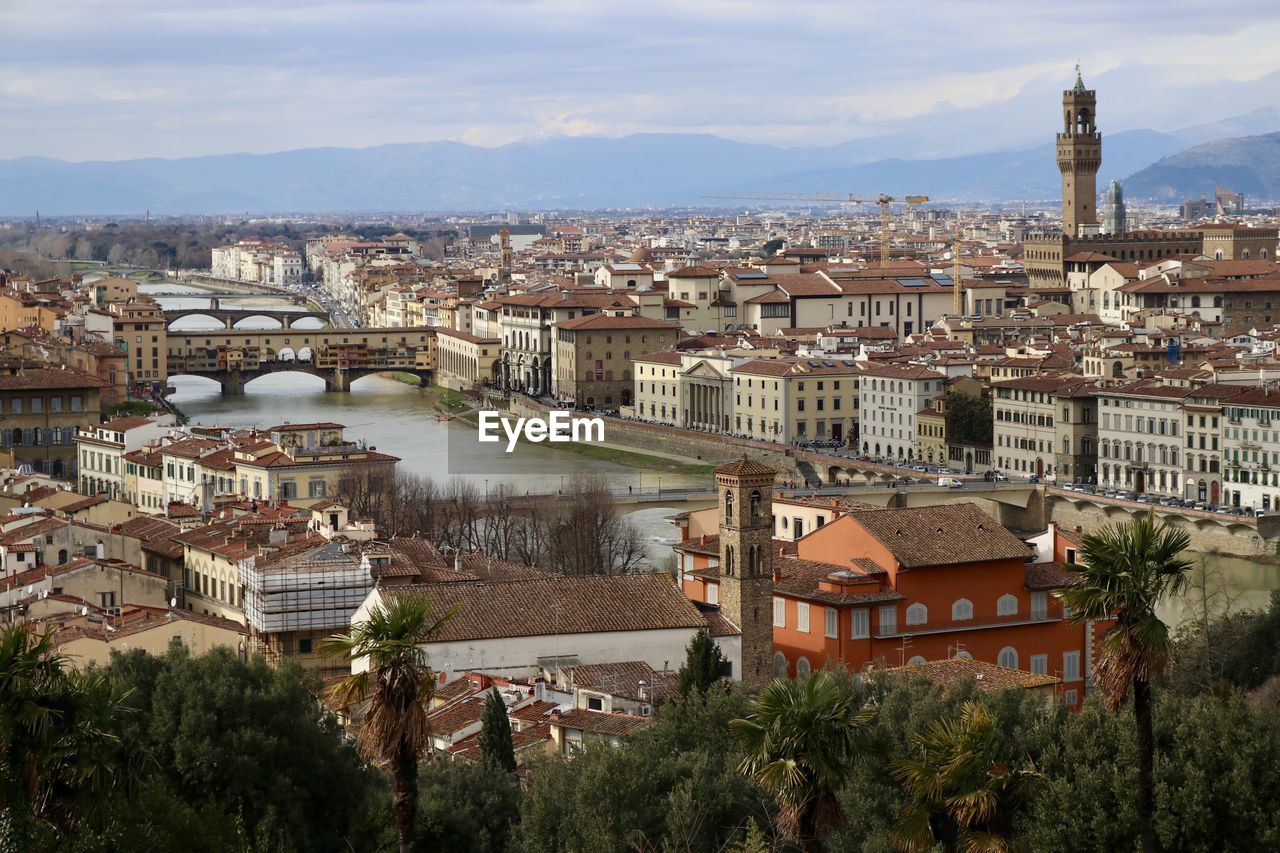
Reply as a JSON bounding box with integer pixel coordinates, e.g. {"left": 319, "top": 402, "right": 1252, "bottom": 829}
{"left": 0, "top": 0, "right": 1278, "bottom": 160}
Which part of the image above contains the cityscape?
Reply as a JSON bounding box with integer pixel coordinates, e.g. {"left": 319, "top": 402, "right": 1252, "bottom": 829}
{"left": 3, "top": 3, "right": 1280, "bottom": 851}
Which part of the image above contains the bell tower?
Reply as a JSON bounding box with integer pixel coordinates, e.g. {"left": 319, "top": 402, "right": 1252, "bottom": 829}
{"left": 1057, "top": 64, "right": 1102, "bottom": 237}
{"left": 715, "top": 455, "right": 776, "bottom": 692}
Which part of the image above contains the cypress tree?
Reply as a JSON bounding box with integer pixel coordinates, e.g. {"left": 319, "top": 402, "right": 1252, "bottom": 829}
{"left": 478, "top": 687, "right": 517, "bottom": 772}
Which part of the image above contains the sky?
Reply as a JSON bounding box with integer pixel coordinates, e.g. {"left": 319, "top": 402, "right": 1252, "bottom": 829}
{"left": 3, "top": 0, "right": 1280, "bottom": 161}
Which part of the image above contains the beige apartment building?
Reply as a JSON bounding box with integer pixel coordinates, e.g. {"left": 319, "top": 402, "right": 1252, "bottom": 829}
{"left": 1097, "top": 383, "right": 1187, "bottom": 497}
{"left": 992, "top": 374, "right": 1096, "bottom": 481}
{"left": 552, "top": 314, "right": 678, "bottom": 409}
{"left": 729, "top": 356, "right": 864, "bottom": 444}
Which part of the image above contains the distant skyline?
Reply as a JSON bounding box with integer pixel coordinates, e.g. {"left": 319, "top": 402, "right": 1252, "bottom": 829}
{"left": 4, "top": 0, "right": 1280, "bottom": 161}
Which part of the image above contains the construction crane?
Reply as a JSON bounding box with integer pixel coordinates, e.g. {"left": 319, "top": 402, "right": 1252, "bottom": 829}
{"left": 952, "top": 226, "right": 964, "bottom": 317}
{"left": 700, "top": 192, "right": 929, "bottom": 267}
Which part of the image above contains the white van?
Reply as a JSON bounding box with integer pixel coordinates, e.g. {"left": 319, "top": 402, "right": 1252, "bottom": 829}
{"left": 938, "top": 477, "right": 964, "bottom": 488}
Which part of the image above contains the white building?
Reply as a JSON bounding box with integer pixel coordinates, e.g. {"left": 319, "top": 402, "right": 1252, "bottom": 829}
{"left": 857, "top": 363, "right": 946, "bottom": 460}
{"left": 76, "top": 415, "right": 175, "bottom": 501}
{"left": 1220, "top": 387, "right": 1280, "bottom": 511}
{"left": 1096, "top": 382, "right": 1187, "bottom": 497}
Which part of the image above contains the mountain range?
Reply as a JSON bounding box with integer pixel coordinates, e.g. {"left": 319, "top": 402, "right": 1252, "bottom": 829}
{"left": 0, "top": 113, "right": 1277, "bottom": 215}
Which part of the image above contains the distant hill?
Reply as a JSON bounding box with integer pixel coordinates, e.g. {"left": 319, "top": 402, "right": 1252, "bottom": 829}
{"left": 1124, "top": 131, "right": 1280, "bottom": 202}
{"left": 0, "top": 128, "right": 1206, "bottom": 215}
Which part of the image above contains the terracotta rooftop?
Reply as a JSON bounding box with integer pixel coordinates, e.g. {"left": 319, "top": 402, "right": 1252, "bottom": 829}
{"left": 891, "top": 657, "right": 1060, "bottom": 691}
{"left": 849, "top": 504, "right": 1033, "bottom": 569}
{"left": 382, "top": 574, "right": 706, "bottom": 642}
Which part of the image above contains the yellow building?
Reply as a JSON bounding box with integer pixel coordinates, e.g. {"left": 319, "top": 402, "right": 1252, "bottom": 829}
{"left": 50, "top": 607, "right": 247, "bottom": 669}
{"left": 435, "top": 328, "right": 500, "bottom": 391}
{"left": 553, "top": 314, "right": 679, "bottom": 409}
{"left": 729, "top": 356, "right": 864, "bottom": 444}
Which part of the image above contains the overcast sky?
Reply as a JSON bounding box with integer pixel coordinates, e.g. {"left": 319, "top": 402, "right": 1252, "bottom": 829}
{"left": 3, "top": 0, "right": 1280, "bottom": 161}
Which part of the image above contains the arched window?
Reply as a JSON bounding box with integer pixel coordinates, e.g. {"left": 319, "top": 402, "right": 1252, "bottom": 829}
{"left": 998, "top": 647, "right": 1019, "bottom": 669}
{"left": 907, "top": 655, "right": 927, "bottom": 666}
{"left": 773, "top": 651, "right": 788, "bottom": 677}
{"left": 724, "top": 546, "right": 735, "bottom": 577}
{"left": 795, "top": 657, "right": 811, "bottom": 679}
{"left": 954, "top": 650, "right": 973, "bottom": 660}
{"left": 997, "top": 594, "right": 1018, "bottom": 616}
{"left": 57, "top": 549, "right": 68, "bottom": 565}
{"left": 1243, "top": 249, "right": 1252, "bottom": 260}
{"left": 750, "top": 489, "right": 761, "bottom": 519}
{"left": 749, "top": 545, "right": 760, "bottom": 576}
{"left": 724, "top": 490, "right": 733, "bottom": 521}
{"left": 906, "top": 603, "right": 928, "bottom": 626}
{"left": 951, "top": 598, "right": 973, "bottom": 621}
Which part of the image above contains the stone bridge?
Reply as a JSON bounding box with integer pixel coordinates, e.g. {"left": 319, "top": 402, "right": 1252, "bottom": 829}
{"left": 166, "top": 327, "right": 436, "bottom": 394}
{"left": 162, "top": 295, "right": 325, "bottom": 329}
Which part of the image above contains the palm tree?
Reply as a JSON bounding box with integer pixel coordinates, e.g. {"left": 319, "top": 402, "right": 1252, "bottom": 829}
{"left": 0, "top": 622, "right": 127, "bottom": 833}
{"left": 1057, "top": 509, "right": 1192, "bottom": 853}
{"left": 321, "top": 595, "right": 457, "bottom": 853}
{"left": 729, "top": 671, "right": 877, "bottom": 852}
{"left": 890, "top": 701, "right": 1040, "bottom": 853}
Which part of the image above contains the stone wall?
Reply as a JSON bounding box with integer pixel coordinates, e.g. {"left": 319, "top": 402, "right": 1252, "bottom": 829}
{"left": 502, "top": 396, "right": 806, "bottom": 481}
{"left": 1046, "top": 494, "right": 1279, "bottom": 556}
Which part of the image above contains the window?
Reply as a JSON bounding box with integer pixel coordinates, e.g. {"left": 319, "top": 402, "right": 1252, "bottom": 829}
{"left": 795, "top": 657, "right": 811, "bottom": 679}
{"left": 298, "top": 638, "right": 313, "bottom": 654}
{"left": 707, "top": 583, "right": 718, "bottom": 606}
{"left": 773, "top": 652, "right": 788, "bottom": 677}
{"left": 851, "top": 608, "right": 869, "bottom": 639}
{"left": 998, "top": 646, "right": 1019, "bottom": 669}
{"left": 1031, "top": 591, "right": 1047, "bottom": 620}
{"left": 587, "top": 696, "right": 604, "bottom": 711}
{"left": 773, "top": 597, "right": 785, "bottom": 628}
{"left": 951, "top": 598, "right": 973, "bottom": 621}
{"left": 797, "top": 602, "right": 810, "bottom": 633}
{"left": 907, "top": 655, "right": 927, "bottom": 666}
{"left": 997, "top": 594, "right": 1018, "bottom": 616}
{"left": 1030, "top": 654, "right": 1048, "bottom": 675}
{"left": 1065, "top": 547, "right": 1076, "bottom": 564}
{"left": 879, "top": 605, "right": 897, "bottom": 635}
{"left": 906, "top": 603, "right": 927, "bottom": 625}
{"left": 1064, "top": 689, "right": 1078, "bottom": 706}
{"left": 1063, "top": 651, "right": 1081, "bottom": 681}
{"left": 824, "top": 607, "right": 838, "bottom": 638}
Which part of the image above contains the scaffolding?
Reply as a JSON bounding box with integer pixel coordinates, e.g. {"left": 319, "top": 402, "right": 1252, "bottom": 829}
{"left": 238, "top": 542, "right": 372, "bottom": 634}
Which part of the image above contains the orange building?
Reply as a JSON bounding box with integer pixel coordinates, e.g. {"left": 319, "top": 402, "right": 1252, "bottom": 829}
{"left": 675, "top": 494, "right": 1105, "bottom": 708}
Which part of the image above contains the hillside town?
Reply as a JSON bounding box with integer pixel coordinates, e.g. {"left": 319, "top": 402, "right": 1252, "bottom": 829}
{"left": 4, "top": 53, "right": 1280, "bottom": 852}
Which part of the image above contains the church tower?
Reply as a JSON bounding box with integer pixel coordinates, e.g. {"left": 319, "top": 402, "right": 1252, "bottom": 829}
{"left": 1057, "top": 65, "right": 1102, "bottom": 236}
{"left": 715, "top": 456, "right": 776, "bottom": 692}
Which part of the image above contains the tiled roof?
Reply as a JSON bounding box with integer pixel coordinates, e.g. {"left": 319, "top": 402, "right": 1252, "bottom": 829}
{"left": 564, "top": 660, "right": 677, "bottom": 702}
{"left": 1024, "top": 561, "right": 1080, "bottom": 590}
{"left": 714, "top": 456, "right": 777, "bottom": 477}
{"left": 0, "top": 367, "right": 109, "bottom": 389}
{"left": 556, "top": 314, "right": 679, "bottom": 331}
{"left": 118, "top": 516, "right": 185, "bottom": 559}
{"left": 891, "top": 657, "right": 1060, "bottom": 691}
{"left": 849, "top": 504, "right": 1032, "bottom": 569}
{"left": 382, "top": 573, "right": 706, "bottom": 642}
{"left": 550, "top": 708, "right": 650, "bottom": 737}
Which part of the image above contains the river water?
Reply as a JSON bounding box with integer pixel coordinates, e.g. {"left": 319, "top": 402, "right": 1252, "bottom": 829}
{"left": 143, "top": 284, "right": 1280, "bottom": 611}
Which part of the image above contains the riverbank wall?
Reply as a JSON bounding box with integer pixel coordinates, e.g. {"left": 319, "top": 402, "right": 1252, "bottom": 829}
{"left": 498, "top": 396, "right": 809, "bottom": 482}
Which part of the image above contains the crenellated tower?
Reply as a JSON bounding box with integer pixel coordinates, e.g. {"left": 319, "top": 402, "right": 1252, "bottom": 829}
{"left": 1057, "top": 64, "right": 1102, "bottom": 236}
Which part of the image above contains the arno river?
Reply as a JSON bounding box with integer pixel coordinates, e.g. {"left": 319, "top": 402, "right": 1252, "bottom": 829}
{"left": 148, "top": 283, "right": 1280, "bottom": 614}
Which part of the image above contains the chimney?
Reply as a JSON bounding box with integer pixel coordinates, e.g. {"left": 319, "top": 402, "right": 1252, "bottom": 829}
{"left": 454, "top": 552, "right": 462, "bottom": 572}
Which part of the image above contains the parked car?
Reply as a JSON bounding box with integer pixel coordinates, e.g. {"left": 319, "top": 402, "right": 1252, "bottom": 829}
{"left": 938, "top": 477, "right": 965, "bottom": 488}
{"left": 992, "top": 472, "right": 1009, "bottom": 482}
{"left": 1028, "top": 475, "right": 1039, "bottom": 484}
